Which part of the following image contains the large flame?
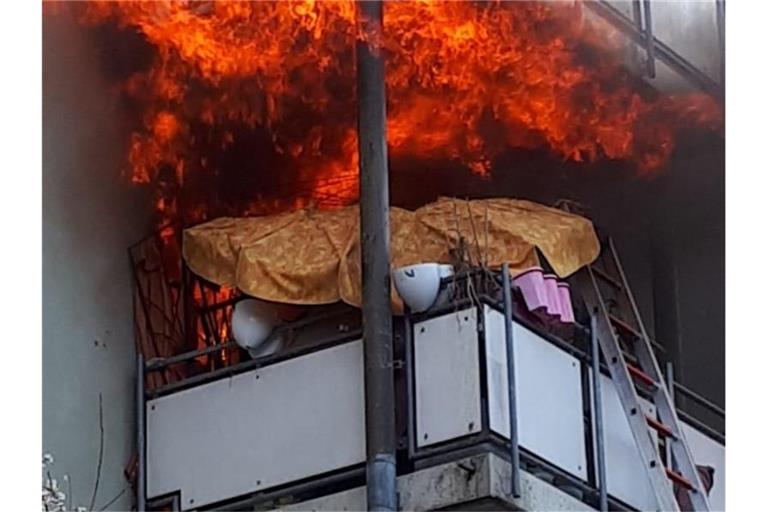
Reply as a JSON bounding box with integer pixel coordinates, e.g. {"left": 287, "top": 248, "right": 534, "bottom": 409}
{"left": 51, "top": 0, "right": 722, "bottom": 227}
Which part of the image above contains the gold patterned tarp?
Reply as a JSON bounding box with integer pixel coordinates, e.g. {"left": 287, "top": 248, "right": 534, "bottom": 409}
{"left": 183, "top": 198, "right": 599, "bottom": 309}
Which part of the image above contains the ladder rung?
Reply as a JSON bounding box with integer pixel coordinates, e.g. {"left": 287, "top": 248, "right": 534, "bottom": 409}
{"left": 645, "top": 415, "right": 676, "bottom": 438}
{"left": 610, "top": 314, "right": 667, "bottom": 355}
{"left": 592, "top": 266, "right": 623, "bottom": 290}
{"left": 621, "top": 350, "right": 640, "bottom": 366}
{"left": 626, "top": 363, "right": 658, "bottom": 388}
{"left": 609, "top": 314, "right": 643, "bottom": 339}
{"left": 666, "top": 468, "right": 695, "bottom": 491}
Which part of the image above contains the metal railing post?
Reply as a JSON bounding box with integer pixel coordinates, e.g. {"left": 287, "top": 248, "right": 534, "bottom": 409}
{"left": 716, "top": 0, "right": 725, "bottom": 85}
{"left": 666, "top": 361, "right": 676, "bottom": 466}
{"left": 501, "top": 263, "right": 521, "bottom": 498}
{"left": 590, "top": 312, "right": 608, "bottom": 511}
{"left": 403, "top": 306, "right": 416, "bottom": 460}
{"left": 641, "top": 0, "right": 656, "bottom": 77}
{"left": 137, "top": 352, "right": 146, "bottom": 512}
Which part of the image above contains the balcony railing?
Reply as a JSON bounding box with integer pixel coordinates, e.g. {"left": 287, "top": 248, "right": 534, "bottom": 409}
{"left": 136, "top": 275, "right": 724, "bottom": 511}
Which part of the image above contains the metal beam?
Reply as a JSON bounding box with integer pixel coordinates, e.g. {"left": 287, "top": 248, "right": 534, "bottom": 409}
{"left": 356, "top": 1, "right": 397, "bottom": 510}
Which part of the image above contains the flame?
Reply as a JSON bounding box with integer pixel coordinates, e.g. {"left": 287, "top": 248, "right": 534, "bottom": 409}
{"left": 191, "top": 282, "right": 237, "bottom": 367}
{"left": 50, "top": 0, "right": 722, "bottom": 227}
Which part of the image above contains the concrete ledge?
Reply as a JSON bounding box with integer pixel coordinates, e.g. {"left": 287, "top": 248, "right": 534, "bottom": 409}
{"left": 278, "top": 453, "right": 595, "bottom": 511}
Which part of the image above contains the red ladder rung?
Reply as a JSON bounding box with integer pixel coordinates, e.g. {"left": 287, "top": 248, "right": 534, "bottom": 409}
{"left": 666, "top": 468, "right": 694, "bottom": 491}
{"left": 645, "top": 415, "right": 675, "bottom": 438}
{"left": 609, "top": 314, "right": 643, "bottom": 339}
{"left": 626, "top": 363, "right": 658, "bottom": 388}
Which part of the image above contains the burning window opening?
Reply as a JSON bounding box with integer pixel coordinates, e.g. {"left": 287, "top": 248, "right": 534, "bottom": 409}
{"left": 47, "top": 0, "right": 723, "bottom": 238}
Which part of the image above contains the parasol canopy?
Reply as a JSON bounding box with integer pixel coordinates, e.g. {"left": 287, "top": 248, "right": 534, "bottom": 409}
{"left": 183, "top": 197, "right": 600, "bottom": 310}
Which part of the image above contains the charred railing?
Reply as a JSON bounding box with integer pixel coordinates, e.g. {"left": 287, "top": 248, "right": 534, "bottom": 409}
{"left": 586, "top": 0, "right": 724, "bottom": 99}
{"left": 129, "top": 225, "right": 242, "bottom": 392}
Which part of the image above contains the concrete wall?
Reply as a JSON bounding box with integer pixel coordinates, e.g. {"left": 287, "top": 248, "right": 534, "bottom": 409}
{"left": 43, "top": 13, "right": 150, "bottom": 511}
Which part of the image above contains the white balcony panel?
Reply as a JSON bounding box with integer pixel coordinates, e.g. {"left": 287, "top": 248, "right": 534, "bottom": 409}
{"left": 484, "top": 306, "right": 588, "bottom": 480}
{"left": 415, "top": 307, "right": 482, "bottom": 447}
{"left": 146, "top": 340, "right": 365, "bottom": 509}
{"left": 682, "top": 421, "right": 725, "bottom": 511}
{"left": 593, "top": 371, "right": 658, "bottom": 510}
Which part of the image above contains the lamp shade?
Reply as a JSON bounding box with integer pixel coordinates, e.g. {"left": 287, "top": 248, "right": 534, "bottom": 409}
{"left": 393, "top": 263, "right": 444, "bottom": 313}
{"left": 231, "top": 299, "right": 278, "bottom": 351}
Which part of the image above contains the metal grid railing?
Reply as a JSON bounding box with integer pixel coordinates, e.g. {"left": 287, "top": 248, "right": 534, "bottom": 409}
{"left": 129, "top": 225, "right": 242, "bottom": 393}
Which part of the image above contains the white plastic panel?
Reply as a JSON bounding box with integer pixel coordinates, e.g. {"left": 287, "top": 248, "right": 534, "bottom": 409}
{"left": 414, "top": 307, "right": 482, "bottom": 447}
{"left": 147, "top": 340, "right": 365, "bottom": 509}
{"left": 594, "top": 371, "right": 658, "bottom": 511}
{"left": 484, "top": 306, "right": 587, "bottom": 480}
{"left": 682, "top": 422, "right": 725, "bottom": 511}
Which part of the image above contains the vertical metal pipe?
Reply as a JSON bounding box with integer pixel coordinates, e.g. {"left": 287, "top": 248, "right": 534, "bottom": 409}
{"left": 356, "top": 1, "right": 397, "bottom": 510}
{"left": 665, "top": 361, "right": 676, "bottom": 467}
{"left": 136, "top": 352, "right": 146, "bottom": 512}
{"left": 403, "top": 306, "right": 416, "bottom": 460}
{"left": 501, "top": 263, "right": 521, "bottom": 498}
{"left": 642, "top": 0, "right": 656, "bottom": 78}
{"left": 590, "top": 313, "right": 608, "bottom": 512}
{"left": 666, "top": 361, "right": 676, "bottom": 408}
{"left": 631, "top": 0, "right": 643, "bottom": 29}
{"left": 651, "top": 170, "right": 684, "bottom": 390}
{"left": 716, "top": 0, "right": 725, "bottom": 86}
{"left": 182, "top": 263, "right": 197, "bottom": 353}
{"left": 629, "top": 0, "right": 644, "bottom": 73}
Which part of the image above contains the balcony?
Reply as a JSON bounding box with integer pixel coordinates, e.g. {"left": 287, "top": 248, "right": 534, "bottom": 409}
{"left": 140, "top": 294, "right": 724, "bottom": 511}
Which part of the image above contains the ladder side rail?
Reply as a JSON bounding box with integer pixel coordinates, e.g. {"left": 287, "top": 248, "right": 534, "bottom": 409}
{"left": 608, "top": 237, "right": 663, "bottom": 368}
{"left": 654, "top": 383, "right": 713, "bottom": 511}
{"left": 649, "top": 382, "right": 713, "bottom": 510}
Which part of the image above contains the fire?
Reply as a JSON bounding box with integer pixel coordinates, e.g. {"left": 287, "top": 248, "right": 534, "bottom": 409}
{"left": 49, "top": 0, "right": 722, "bottom": 228}
{"left": 192, "top": 282, "right": 238, "bottom": 367}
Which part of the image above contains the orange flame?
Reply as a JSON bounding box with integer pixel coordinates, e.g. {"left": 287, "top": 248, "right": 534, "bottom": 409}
{"left": 51, "top": 0, "right": 722, "bottom": 227}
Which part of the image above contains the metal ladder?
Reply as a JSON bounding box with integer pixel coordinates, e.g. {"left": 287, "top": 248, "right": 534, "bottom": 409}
{"left": 576, "top": 237, "right": 711, "bottom": 511}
